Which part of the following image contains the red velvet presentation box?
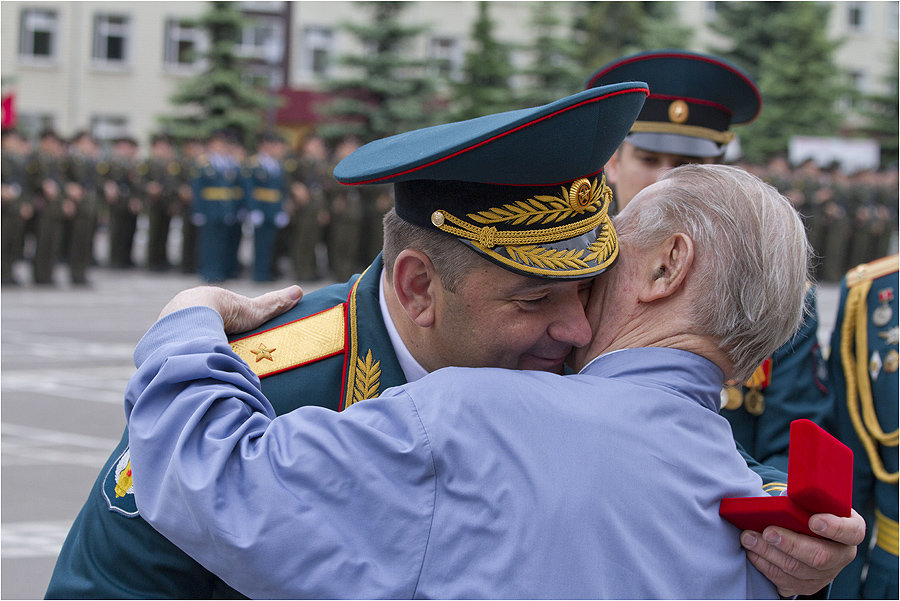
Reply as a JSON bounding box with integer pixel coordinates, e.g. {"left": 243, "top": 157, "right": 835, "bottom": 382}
{"left": 720, "top": 419, "right": 853, "bottom": 537}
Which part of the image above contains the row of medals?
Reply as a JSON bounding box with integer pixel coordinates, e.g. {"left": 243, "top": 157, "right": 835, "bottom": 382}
{"left": 718, "top": 287, "right": 897, "bottom": 417}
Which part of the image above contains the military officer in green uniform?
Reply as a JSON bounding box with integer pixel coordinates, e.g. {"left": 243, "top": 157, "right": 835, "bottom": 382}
{"left": 140, "top": 134, "right": 180, "bottom": 272}
{"left": 46, "top": 85, "right": 863, "bottom": 600}
{"left": 177, "top": 138, "right": 203, "bottom": 274}
{"left": 192, "top": 131, "right": 241, "bottom": 283}
{"left": 104, "top": 136, "right": 142, "bottom": 269}
{"left": 244, "top": 132, "right": 288, "bottom": 282}
{"left": 286, "top": 135, "right": 330, "bottom": 281}
{"left": 27, "top": 129, "right": 68, "bottom": 285}
{"left": 588, "top": 50, "right": 833, "bottom": 476}
{"left": 325, "top": 136, "right": 365, "bottom": 281}
{"left": 1, "top": 129, "right": 32, "bottom": 285}
{"left": 829, "top": 254, "right": 899, "bottom": 599}
{"left": 63, "top": 131, "right": 101, "bottom": 285}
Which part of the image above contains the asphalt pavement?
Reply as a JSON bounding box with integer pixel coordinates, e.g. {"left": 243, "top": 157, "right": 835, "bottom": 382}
{"left": 0, "top": 261, "right": 841, "bottom": 600}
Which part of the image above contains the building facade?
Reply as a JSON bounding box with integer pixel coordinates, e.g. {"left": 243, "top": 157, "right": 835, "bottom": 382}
{"left": 1, "top": 1, "right": 896, "bottom": 149}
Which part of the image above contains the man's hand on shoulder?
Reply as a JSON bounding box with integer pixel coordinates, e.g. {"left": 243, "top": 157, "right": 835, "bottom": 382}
{"left": 740, "top": 509, "right": 865, "bottom": 597}
{"left": 159, "top": 285, "right": 304, "bottom": 334}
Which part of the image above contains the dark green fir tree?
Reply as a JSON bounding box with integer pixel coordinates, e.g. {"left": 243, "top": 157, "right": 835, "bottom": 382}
{"left": 517, "top": 2, "right": 583, "bottom": 107}
{"left": 451, "top": 2, "right": 518, "bottom": 120}
{"left": 158, "top": 1, "right": 271, "bottom": 146}
{"left": 318, "top": 1, "right": 440, "bottom": 143}
{"left": 712, "top": 2, "right": 846, "bottom": 161}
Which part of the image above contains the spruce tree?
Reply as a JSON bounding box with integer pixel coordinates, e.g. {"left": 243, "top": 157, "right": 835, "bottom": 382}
{"left": 573, "top": 2, "right": 693, "bottom": 75}
{"left": 318, "top": 1, "right": 440, "bottom": 143}
{"left": 712, "top": 2, "right": 846, "bottom": 162}
{"left": 451, "top": 2, "right": 518, "bottom": 120}
{"left": 158, "top": 1, "right": 271, "bottom": 146}
{"left": 857, "top": 47, "right": 899, "bottom": 168}
{"left": 517, "top": 2, "right": 583, "bottom": 107}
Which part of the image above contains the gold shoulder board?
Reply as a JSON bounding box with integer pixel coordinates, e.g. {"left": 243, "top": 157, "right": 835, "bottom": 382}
{"left": 847, "top": 254, "right": 900, "bottom": 288}
{"left": 230, "top": 304, "right": 346, "bottom": 378}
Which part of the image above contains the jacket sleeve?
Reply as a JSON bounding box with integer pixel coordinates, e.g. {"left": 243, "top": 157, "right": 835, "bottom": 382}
{"left": 124, "top": 307, "right": 435, "bottom": 599}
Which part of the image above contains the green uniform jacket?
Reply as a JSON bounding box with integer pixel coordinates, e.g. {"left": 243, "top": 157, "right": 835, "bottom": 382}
{"left": 46, "top": 256, "right": 404, "bottom": 599}
{"left": 829, "top": 256, "right": 898, "bottom": 599}
{"left": 722, "top": 288, "right": 833, "bottom": 476}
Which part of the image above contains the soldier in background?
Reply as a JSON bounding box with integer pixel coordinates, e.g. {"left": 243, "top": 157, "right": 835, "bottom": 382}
{"left": 177, "top": 138, "right": 204, "bottom": 274}
{"left": 192, "top": 131, "right": 241, "bottom": 283}
{"left": 228, "top": 135, "right": 248, "bottom": 280}
{"left": 244, "top": 132, "right": 289, "bottom": 282}
{"left": 64, "top": 131, "right": 101, "bottom": 286}
{"left": 286, "top": 135, "right": 329, "bottom": 281}
{"left": 325, "top": 136, "right": 365, "bottom": 281}
{"left": 141, "top": 134, "right": 180, "bottom": 272}
{"left": 1, "top": 129, "right": 33, "bottom": 285}
{"left": 27, "top": 129, "right": 68, "bottom": 285}
{"left": 104, "top": 136, "right": 142, "bottom": 269}
{"left": 829, "top": 254, "right": 899, "bottom": 599}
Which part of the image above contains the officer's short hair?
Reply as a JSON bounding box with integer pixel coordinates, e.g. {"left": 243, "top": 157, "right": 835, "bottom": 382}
{"left": 613, "top": 164, "right": 812, "bottom": 380}
{"left": 382, "top": 208, "right": 485, "bottom": 293}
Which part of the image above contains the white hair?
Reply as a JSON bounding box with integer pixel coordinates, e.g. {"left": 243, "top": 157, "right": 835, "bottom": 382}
{"left": 614, "top": 164, "right": 813, "bottom": 380}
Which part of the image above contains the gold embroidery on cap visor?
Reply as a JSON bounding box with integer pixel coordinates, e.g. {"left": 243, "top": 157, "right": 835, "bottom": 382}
{"left": 432, "top": 176, "right": 618, "bottom": 277}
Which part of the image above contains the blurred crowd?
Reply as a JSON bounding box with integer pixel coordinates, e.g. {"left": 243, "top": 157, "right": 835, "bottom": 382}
{"left": 2, "top": 127, "right": 896, "bottom": 288}
{"left": 741, "top": 155, "right": 898, "bottom": 283}
{"left": 0, "top": 128, "right": 392, "bottom": 287}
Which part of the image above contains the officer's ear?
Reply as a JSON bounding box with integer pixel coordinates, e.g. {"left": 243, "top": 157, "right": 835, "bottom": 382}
{"left": 392, "top": 249, "right": 439, "bottom": 327}
{"left": 604, "top": 149, "right": 620, "bottom": 187}
{"left": 638, "top": 232, "right": 694, "bottom": 303}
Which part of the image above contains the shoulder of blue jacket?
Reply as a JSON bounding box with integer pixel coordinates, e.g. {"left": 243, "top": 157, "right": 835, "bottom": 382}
{"left": 228, "top": 279, "right": 357, "bottom": 378}
{"left": 846, "top": 254, "right": 899, "bottom": 289}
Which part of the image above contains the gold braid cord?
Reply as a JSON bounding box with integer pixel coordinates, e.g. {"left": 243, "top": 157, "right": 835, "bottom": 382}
{"left": 841, "top": 281, "right": 899, "bottom": 484}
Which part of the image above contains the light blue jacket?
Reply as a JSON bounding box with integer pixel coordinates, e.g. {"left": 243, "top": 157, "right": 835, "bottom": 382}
{"left": 125, "top": 307, "right": 776, "bottom": 599}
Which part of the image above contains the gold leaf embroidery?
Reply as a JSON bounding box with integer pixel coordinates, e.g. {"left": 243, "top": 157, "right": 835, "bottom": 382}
{"left": 351, "top": 349, "right": 381, "bottom": 406}
{"left": 583, "top": 220, "right": 616, "bottom": 264}
{"left": 469, "top": 186, "right": 599, "bottom": 227}
{"left": 507, "top": 245, "right": 591, "bottom": 270}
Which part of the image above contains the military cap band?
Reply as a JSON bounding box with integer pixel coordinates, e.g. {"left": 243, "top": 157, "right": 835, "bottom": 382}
{"left": 629, "top": 121, "right": 735, "bottom": 146}
{"left": 334, "top": 83, "right": 648, "bottom": 279}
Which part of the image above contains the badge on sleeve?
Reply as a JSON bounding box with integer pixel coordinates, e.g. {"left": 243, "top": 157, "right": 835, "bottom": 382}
{"left": 102, "top": 447, "right": 140, "bottom": 517}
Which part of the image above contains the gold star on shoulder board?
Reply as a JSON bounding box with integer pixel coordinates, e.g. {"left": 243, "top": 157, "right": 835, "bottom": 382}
{"left": 250, "top": 343, "right": 276, "bottom": 362}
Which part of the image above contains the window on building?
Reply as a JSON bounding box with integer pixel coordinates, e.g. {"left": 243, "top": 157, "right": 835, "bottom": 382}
{"left": 839, "top": 70, "right": 866, "bottom": 112}
{"left": 429, "top": 36, "right": 460, "bottom": 79}
{"left": 238, "top": 16, "right": 283, "bottom": 63}
{"left": 300, "top": 27, "right": 334, "bottom": 77}
{"left": 847, "top": 2, "right": 867, "bottom": 32}
{"left": 93, "top": 14, "right": 131, "bottom": 66}
{"left": 164, "top": 19, "right": 205, "bottom": 71}
{"left": 888, "top": 3, "right": 899, "bottom": 37}
{"left": 90, "top": 115, "right": 130, "bottom": 143}
{"left": 17, "top": 112, "right": 56, "bottom": 138}
{"left": 19, "top": 9, "right": 58, "bottom": 61}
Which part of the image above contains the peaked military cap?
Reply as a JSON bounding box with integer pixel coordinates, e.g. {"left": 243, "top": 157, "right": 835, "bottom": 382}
{"left": 586, "top": 50, "right": 761, "bottom": 158}
{"left": 333, "top": 82, "right": 649, "bottom": 279}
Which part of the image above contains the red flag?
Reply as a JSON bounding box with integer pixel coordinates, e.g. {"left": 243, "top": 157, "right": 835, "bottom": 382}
{"left": 2, "top": 93, "right": 16, "bottom": 129}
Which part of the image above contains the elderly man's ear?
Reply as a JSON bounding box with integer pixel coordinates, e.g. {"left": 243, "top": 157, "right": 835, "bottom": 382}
{"left": 392, "top": 249, "right": 440, "bottom": 327}
{"left": 637, "top": 233, "right": 694, "bottom": 303}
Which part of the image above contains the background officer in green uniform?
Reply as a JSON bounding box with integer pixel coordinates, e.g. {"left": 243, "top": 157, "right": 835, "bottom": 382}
{"left": 46, "top": 84, "right": 863, "bottom": 600}
{"left": 244, "top": 132, "right": 289, "bottom": 282}
{"left": 104, "top": 136, "right": 142, "bottom": 270}
{"left": 141, "top": 134, "right": 181, "bottom": 272}
{"left": 1, "top": 129, "right": 32, "bottom": 285}
{"left": 285, "top": 134, "right": 330, "bottom": 281}
{"left": 176, "top": 138, "right": 203, "bottom": 274}
{"left": 829, "top": 254, "right": 899, "bottom": 599}
{"left": 588, "top": 50, "right": 833, "bottom": 477}
{"left": 27, "top": 129, "right": 67, "bottom": 285}
{"left": 63, "top": 131, "right": 101, "bottom": 286}
{"left": 325, "top": 136, "right": 366, "bottom": 281}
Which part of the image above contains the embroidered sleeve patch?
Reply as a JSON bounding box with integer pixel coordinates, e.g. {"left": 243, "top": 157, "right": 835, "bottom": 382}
{"left": 230, "top": 304, "right": 346, "bottom": 377}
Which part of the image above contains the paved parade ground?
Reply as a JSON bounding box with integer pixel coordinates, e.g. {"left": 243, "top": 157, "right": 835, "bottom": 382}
{"left": 1, "top": 264, "right": 840, "bottom": 599}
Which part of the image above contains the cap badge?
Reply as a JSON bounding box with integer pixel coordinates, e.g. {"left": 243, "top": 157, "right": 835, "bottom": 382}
{"left": 569, "top": 178, "right": 594, "bottom": 212}
{"left": 668, "top": 100, "right": 689, "bottom": 124}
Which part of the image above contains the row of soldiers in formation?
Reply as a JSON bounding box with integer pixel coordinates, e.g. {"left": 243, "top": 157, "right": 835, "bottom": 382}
{"left": 742, "top": 155, "right": 898, "bottom": 283}
{"left": 0, "top": 127, "right": 393, "bottom": 286}
{"left": 2, "top": 127, "right": 896, "bottom": 287}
